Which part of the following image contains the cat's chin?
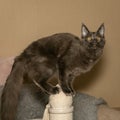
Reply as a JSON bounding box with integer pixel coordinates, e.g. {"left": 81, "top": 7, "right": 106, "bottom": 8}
{"left": 95, "top": 50, "right": 103, "bottom": 57}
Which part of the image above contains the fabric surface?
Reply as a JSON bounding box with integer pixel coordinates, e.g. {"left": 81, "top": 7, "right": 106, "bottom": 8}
{"left": 73, "top": 92, "right": 106, "bottom": 120}
{"left": 0, "top": 84, "right": 106, "bottom": 120}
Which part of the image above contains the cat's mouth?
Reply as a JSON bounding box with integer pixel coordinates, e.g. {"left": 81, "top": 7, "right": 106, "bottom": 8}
{"left": 92, "top": 46, "right": 97, "bottom": 50}
{"left": 89, "top": 43, "right": 103, "bottom": 50}
{"left": 88, "top": 45, "right": 97, "bottom": 50}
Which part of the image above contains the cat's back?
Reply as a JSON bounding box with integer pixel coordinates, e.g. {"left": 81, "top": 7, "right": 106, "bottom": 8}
{"left": 21, "top": 33, "right": 80, "bottom": 59}
{"left": 38, "top": 33, "right": 80, "bottom": 44}
{"left": 39, "top": 33, "right": 81, "bottom": 55}
{"left": 54, "top": 33, "right": 81, "bottom": 45}
{"left": 40, "top": 33, "right": 80, "bottom": 50}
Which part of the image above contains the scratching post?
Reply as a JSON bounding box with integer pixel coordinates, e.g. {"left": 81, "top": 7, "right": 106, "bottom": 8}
{"left": 43, "top": 85, "right": 73, "bottom": 120}
{"left": 31, "top": 85, "right": 73, "bottom": 120}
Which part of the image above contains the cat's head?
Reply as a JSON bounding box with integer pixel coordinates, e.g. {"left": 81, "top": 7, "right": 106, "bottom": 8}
{"left": 81, "top": 24, "right": 105, "bottom": 51}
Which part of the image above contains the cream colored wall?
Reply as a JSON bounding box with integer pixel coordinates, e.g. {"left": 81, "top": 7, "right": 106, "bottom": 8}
{"left": 0, "top": 0, "right": 120, "bottom": 107}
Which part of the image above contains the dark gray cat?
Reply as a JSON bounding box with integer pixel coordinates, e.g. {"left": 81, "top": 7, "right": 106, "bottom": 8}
{"left": 1, "top": 24, "right": 105, "bottom": 120}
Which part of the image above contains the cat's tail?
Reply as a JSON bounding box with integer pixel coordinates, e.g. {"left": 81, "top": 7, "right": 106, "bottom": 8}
{"left": 1, "top": 60, "right": 25, "bottom": 120}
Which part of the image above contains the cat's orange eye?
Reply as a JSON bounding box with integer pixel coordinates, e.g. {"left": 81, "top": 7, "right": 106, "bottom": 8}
{"left": 96, "top": 37, "right": 101, "bottom": 42}
{"left": 87, "top": 37, "right": 91, "bottom": 42}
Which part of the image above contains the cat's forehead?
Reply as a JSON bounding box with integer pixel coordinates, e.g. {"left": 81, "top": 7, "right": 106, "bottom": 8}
{"left": 88, "top": 32, "right": 97, "bottom": 37}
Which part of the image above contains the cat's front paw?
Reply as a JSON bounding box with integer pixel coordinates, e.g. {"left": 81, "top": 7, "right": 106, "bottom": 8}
{"left": 62, "top": 88, "right": 75, "bottom": 96}
{"left": 65, "top": 91, "right": 75, "bottom": 96}
{"left": 67, "top": 91, "right": 76, "bottom": 96}
{"left": 69, "top": 89, "right": 76, "bottom": 96}
{"left": 52, "top": 86, "right": 60, "bottom": 94}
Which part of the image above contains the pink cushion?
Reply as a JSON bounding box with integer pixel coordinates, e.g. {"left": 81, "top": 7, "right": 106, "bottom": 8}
{"left": 0, "top": 57, "right": 14, "bottom": 85}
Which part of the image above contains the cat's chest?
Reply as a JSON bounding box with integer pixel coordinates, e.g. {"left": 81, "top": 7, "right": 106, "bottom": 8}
{"left": 71, "top": 67, "right": 82, "bottom": 76}
{"left": 69, "top": 58, "right": 96, "bottom": 77}
{"left": 81, "top": 57, "right": 97, "bottom": 72}
{"left": 71, "top": 62, "right": 94, "bottom": 75}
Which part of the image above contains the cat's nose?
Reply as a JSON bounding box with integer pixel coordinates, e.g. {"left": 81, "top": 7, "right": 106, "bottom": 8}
{"left": 92, "top": 44, "right": 96, "bottom": 49}
{"left": 89, "top": 43, "right": 96, "bottom": 49}
{"left": 93, "top": 39, "right": 97, "bottom": 43}
{"left": 91, "top": 41, "right": 97, "bottom": 49}
{"left": 93, "top": 39, "right": 97, "bottom": 45}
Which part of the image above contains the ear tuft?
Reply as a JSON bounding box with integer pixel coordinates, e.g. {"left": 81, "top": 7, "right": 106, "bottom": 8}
{"left": 81, "top": 23, "right": 89, "bottom": 37}
{"left": 97, "top": 23, "right": 105, "bottom": 37}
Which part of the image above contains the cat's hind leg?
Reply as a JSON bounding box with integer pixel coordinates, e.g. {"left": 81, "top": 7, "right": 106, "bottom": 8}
{"left": 28, "top": 62, "right": 59, "bottom": 95}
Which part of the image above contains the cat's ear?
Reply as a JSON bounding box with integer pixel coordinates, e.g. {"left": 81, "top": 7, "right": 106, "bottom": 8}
{"left": 97, "top": 23, "right": 105, "bottom": 37}
{"left": 81, "top": 23, "right": 90, "bottom": 37}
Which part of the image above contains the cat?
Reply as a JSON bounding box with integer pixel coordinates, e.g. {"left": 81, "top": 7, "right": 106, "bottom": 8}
{"left": 1, "top": 24, "right": 105, "bottom": 120}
